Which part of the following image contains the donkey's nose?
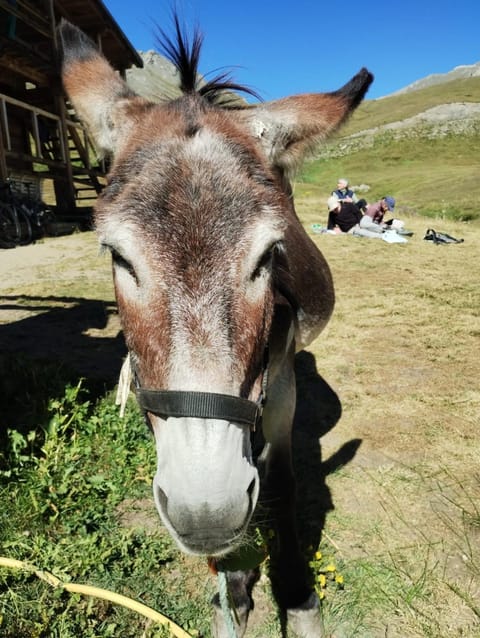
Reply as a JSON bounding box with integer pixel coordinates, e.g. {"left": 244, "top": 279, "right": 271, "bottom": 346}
{"left": 150, "top": 413, "right": 260, "bottom": 555}
{"left": 153, "top": 474, "right": 259, "bottom": 556}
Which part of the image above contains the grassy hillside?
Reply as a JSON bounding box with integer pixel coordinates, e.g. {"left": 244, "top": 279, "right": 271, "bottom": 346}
{"left": 298, "top": 76, "right": 480, "bottom": 223}
{"left": 341, "top": 76, "right": 480, "bottom": 136}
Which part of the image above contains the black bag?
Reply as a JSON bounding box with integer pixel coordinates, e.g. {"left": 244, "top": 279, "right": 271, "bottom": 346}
{"left": 423, "top": 228, "right": 464, "bottom": 244}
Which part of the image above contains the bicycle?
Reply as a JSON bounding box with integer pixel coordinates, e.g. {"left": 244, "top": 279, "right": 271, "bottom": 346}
{"left": 0, "top": 180, "right": 53, "bottom": 248}
{"left": 0, "top": 182, "right": 31, "bottom": 248}
{"left": 0, "top": 200, "right": 20, "bottom": 248}
{"left": 17, "top": 181, "right": 54, "bottom": 242}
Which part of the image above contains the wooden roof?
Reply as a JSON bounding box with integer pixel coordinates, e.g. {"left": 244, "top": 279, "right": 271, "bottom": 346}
{"left": 0, "top": 0, "right": 143, "bottom": 89}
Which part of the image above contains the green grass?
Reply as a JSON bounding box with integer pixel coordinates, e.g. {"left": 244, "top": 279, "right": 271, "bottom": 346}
{"left": 295, "top": 74, "right": 480, "bottom": 223}
{"left": 0, "top": 365, "right": 211, "bottom": 637}
{"left": 341, "top": 76, "right": 480, "bottom": 136}
{"left": 1, "top": 353, "right": 477, "bottom": 636}
{"left": 322, "top": 555, "right": 432, "bottom": 637}
{"left": 0, "top": 355, "right": 448, "bottom": 638}
{"left": 298, "top": 128, "right": 480, "bottom": 222}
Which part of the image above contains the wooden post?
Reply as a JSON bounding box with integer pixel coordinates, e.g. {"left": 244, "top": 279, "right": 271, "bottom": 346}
{"left": 48, "top": 0, "right": 76, "bottom": 215}
{"left": 0, "top": 119, "right": 8, "bottom": 182}
{"left": 53, "top": 94, "right": 76, "bottom": 215}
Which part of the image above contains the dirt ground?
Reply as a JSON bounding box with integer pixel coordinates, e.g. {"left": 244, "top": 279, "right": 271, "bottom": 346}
{"left": 0, "top": 234, "right": 123, "bottom": 384}
{"left": 1, "top": 222, "right": 479, "bottom": 637}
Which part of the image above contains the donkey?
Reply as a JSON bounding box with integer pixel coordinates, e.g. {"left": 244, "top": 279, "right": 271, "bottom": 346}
{"left": 59, "top": 18, "right": 372, "bottom": 638}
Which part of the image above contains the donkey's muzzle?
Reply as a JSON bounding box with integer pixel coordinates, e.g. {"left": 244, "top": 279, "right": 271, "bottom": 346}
{"left": 150, "top": 412, "right": 260, "bottom": 556}
{"left": 154, "top": 476, "right": 258, "bottom": 556}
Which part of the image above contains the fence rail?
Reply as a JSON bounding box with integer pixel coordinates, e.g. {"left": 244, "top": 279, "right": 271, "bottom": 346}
{"left": 0, "top": 91, "right": 97, "bottom": 166}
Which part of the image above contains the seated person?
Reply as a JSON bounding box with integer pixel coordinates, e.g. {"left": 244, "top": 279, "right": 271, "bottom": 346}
{"left": 332, "top": 178, "right": 367, "bottom": 212}
{"left": 332, "top": 178, "right": 356, "bottom": 202}
{"left": 327, "top": 196, "right": 384, "bottom": 239}
{"left": 365, "top": 196, "right": 404, "bottom": 229}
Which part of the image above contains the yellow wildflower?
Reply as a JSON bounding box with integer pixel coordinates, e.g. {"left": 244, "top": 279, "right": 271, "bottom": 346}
{"left": 317, "top": 574, "right": 327, "bottom": 587}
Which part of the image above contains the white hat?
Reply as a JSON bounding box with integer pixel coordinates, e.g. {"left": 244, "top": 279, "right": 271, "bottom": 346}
{"left": 327, "top": 196, "right": 340, "bottom": 212}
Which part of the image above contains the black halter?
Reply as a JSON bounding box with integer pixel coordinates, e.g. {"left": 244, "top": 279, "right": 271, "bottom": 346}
{"left": 136, "top": 389, "right": 262, "bottom": 429}
{"left": 134, "top": 350, "right": 269, "bottom": 432}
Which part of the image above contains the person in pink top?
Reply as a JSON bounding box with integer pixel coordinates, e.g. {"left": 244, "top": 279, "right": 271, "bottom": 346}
{"left": 365, "top": 196, "right": 404, "bottom": 229}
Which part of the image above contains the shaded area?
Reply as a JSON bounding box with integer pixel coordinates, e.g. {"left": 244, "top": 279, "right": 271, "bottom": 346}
{"left": 292, "top": 350, "right": 361, "bottom": 555}
{"left": 0, "top": 294, "right": 126, "bottom": 445}
{"left": 0, "top": 294, "right": 125, "bottom": 382}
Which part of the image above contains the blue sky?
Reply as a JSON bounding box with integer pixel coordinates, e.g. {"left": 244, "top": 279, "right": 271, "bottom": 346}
{"left": 105, "top": 0, "right": 480, "bottom": 101}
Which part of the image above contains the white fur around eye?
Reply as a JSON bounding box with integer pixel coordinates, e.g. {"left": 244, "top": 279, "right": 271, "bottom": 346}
{"left": 241, "top": 216, "right": 284, "bottom": 302}
{"left": 112, "top": 257, "right": 138, "bottom": 295}
{"left": 246, "top": 263, "right": 271, "bottom": 303}
{"left": 243, "top": 216, "right": 283, "bottom": 273}
{"left": 99, "top": 221, "right": 154, "bottom": 296}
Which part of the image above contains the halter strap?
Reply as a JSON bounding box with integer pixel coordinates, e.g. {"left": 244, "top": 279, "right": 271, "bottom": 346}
{"left": 136, "top": 389, "right": 261, "bottom": 429}
{"left": 134, "top": 348, "right": 269, "bottom": 432}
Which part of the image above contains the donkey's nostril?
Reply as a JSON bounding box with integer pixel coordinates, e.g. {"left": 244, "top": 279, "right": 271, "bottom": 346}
{"left": 154, "top": 484, "right": 168, "bottom": 513}
{"left": 246, "top": 476, "right": 259, "bottom": 516}
{"left": 247, "top": 478, "right": 257, "bottom": 499}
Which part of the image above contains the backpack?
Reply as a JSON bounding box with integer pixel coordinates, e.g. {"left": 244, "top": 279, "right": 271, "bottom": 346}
{"left": 423, "top": 228, "right": 464, "bottom": 244}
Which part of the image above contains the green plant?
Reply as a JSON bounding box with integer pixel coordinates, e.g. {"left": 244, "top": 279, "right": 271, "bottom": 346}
{"left": 0, "top": 382, "right": 211, "bottom": 637}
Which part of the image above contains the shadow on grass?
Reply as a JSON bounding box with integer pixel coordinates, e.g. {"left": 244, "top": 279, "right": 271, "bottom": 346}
{"left": 0, "top": 303, "right": 362, "bottom": 557}
{"left": 293, "top": 350, "right": 362, "bottom": 554}
{"left": 0, "top": 294, "right": 127, "bottom": 448}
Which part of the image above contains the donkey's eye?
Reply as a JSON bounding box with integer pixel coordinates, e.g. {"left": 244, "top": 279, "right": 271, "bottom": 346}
{"left": 251, "top": 244, "right": 276, "bottom": 281}
{"left": 110, "top": 248, "right": 138, "bottom": 282}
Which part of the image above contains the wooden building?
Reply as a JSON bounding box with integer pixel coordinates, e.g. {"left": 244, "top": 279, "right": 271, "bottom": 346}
{"left": 0, "top": 0, "right": 142, "bottom": 216}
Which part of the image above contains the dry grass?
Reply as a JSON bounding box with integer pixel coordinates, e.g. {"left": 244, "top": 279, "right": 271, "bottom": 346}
{"left": 297, "top": 198, "right": 480, "bottom": 636}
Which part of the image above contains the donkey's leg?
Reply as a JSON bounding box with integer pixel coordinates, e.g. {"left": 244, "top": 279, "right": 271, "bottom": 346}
{"left": 264, "top": 441, "right": 311, "bottom": 609}
{"left": 211, "top": 569, "right": 259, "bottom": 638}
{"left": 264, "top": 439, "right": 324, "bottom": 638}
{"left": 286, "top": 592, "right": 324, "bottom": 638}
{"left": 262, "top": 308, "right": 323, "bottom": 637}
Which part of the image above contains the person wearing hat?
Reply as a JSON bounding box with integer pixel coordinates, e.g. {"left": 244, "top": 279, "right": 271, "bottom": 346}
{"left": 364, "top": 196, "right": 404, "bottom": 229}
{"left": 326, "top": 196, "right": 384, "bottom": 238}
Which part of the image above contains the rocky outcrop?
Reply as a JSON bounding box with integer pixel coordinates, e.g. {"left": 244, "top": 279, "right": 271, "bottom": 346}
{"left": 126, "top": 50, "right": 182, "bottom": 101}
{"left": 382, "top": 61, "right": 480, "bottom": 97}
{"left": 125, "top": 50, "right": 246, "bottom": 106}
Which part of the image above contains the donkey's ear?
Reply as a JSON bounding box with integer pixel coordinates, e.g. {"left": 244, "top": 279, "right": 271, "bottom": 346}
{"left": 239, "top": 68, "right": 373, "bottom": 176}
{"left": 58, "top": 19, "right": 148, "bottom": 156}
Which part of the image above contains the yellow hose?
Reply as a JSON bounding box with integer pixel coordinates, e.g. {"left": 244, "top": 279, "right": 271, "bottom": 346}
{"left": 0, "top": 556, "right": 192, "bottom": 638}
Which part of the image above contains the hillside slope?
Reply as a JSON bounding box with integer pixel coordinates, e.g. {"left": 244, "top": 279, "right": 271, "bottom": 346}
{"left": 126, "top": 50, "right": 246, "bottom": 106}
{"left": 340, "top": 76, "right": 480, "bottom": 137}
{"left": 126, "top": 50, "right": 182, "bottom": 101}
{"left": 385, "top": 60, "right": 480, "bottom": 96}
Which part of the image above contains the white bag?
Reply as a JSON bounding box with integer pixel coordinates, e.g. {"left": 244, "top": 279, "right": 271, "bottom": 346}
{"left": 382, "top": 229, "right": 408, "bottom": 244}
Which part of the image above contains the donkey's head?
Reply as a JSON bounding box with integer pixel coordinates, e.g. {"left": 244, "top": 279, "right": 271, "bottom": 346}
{"left": 59, "top": 19, "right": 372, "bottom": 556}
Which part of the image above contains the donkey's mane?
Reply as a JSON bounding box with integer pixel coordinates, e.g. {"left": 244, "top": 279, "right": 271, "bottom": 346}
{"left": 155, "top": 15, "right": 261, "bottom": 107}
